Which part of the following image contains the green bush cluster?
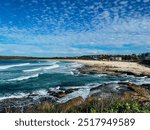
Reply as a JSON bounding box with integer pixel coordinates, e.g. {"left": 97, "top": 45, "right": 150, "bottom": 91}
{"left": 103, "top": 100, "right": 150, "bottom": 113}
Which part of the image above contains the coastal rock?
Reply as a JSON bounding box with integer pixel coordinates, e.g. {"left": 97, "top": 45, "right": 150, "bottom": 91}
{"left": 24, "top": 105, "right": 36, "bottom": 113}
{"left": 0, "top": 96, "right": 56, "bottom": 113}
{"left": 89, "top": 83, "right": 129, "bottom": 98}
{"left": 89, "top": 82, "right": 150, "bottom": 102}
{"left": 85, "top": 96, "right": 101, "bottom": 103}
{"left": 65, "top": 88, "right": 79, "bottom": 94}
{"left": 78, "top": 65, "right": 121, "bottom": 75}
{"left": 121, "top": 83, "right": 150, "bottom": 101}
{"left": 90, "top": 85, "right": 102, "bottom": 91}
{"left": 54, "top": 91, "right": 66, "bottom": 98}
{"left": 122, "top": 92, "right": 148, "bottom": 102}
{"left": 57, "top": 96, "right": 84, "bottom": 112}
{"left": 28, "top": 93, "right": 39, "bottom": 97}
{"left": 36, "top": 101, "right": 54, "bottom": 113}
{"left": 127, "top": 83, "right": 149, "bottom": 97}
{"left": 141, "top": 84, "right": 150, "bottom": 92}
{"left": 116, "top": 71, "right": 135, "bottom": 75}
{"left": 48, "top": 88, "right": 79, "bottom": 98}
{"left": 48, "top": 90, "right": 65, "bottom": 98}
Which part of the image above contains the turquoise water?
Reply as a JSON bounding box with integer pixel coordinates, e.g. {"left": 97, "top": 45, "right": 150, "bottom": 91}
{"left": 0, "top": 60, "right": 150, "bottom": 100}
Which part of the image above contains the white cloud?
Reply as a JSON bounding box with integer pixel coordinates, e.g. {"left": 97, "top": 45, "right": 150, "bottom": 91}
{"left": 143, "top": 0, "right": 149, "bottom": 2}
{"left": 0, "top": 17, "right": 149, "bottom": 47}
{"left": 0, "top": 0, "right": 149, "bottom": 56}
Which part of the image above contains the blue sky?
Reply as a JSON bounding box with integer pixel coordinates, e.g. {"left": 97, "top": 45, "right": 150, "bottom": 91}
{"left": 0, "top": 0, "right": 150, "bottom": 57}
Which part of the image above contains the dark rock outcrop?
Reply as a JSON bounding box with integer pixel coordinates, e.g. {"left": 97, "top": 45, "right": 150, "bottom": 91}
{"left": 48, "top": 88, "right": 79, "bottom": 98}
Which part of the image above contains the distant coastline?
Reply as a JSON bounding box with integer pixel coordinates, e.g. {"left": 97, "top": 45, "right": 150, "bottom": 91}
{"left": 0, "top": 53, "right": 150, "bottom": 64}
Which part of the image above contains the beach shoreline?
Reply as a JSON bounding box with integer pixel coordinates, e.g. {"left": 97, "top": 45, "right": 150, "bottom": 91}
{"left": 63, "top": 59, "right": 150, "bottom": 77}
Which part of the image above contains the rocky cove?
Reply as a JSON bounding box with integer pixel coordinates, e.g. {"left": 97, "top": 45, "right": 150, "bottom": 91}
{"left": 0, "top": 81, "right": 150, "bottom": 113}
{"left": 1, "top": 62, "right": 150, "bottom": 113}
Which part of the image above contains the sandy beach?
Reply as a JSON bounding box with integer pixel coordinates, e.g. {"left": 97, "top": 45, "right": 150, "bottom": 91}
{"left": 65, "top": 59, "right": 150, "bottom": 76}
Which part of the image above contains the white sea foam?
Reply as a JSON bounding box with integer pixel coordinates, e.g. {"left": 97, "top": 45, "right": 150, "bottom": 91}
{"left": 96, "top": 74, "right": 108, "bottom": 77}
{"left": 106, "top": 81, "right": 120, "bottom": 84}
{"left": 23, "top": 64, "right": 59, "bottom": 72}
{"left": 43, "top": 64, "right": 59, "bottom": 70}
{"left": 23, "top": 68, "right": 42, "bottom": 72}
{"left": 0, "top": 63, "right": 30, "bottom": 70}
{"left": 8, "top": 74, "right": 39, "bottom": 81}
{"left": 0, "top": 93, "right": 28, "bottom": 101}
{"left": 132, "top": 78, "right": 150, "bottom": 85}
{"left": 70, "top": 63, "right": 83, "bottom": 68}
{"left": 57, "top": 84, "right": 99, "bottom": 103}
{"left": 0, "top": 89, "right": 48, "bottom": 101}
{"left": 57, "top": 88, "right": 87, "bottom": 104}
{"left": 70, "top": 71, "right": 74, "bottom": 75}
{"left": 49, "top": 86, "right": 61, "bottom": 93}
{"left": 32, "top": 89, "right": 48, "bottom": 96}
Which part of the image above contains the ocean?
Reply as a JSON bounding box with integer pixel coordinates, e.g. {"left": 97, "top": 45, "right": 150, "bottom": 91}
{"left": 0, "top": 60, "right": 150, "bottom": 102}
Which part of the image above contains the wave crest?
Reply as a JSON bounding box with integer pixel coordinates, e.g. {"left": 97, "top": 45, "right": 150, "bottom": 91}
{"left": 23, "top": 64, "right": 59, "bottom": 72}
{"left": 0, "top": 63, "right": 30, "bottom": 70}
{"left": 8, "top": 74, "right": 39, "bottom": 81}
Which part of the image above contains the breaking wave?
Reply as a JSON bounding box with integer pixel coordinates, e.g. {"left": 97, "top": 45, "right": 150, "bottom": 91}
{"left": 8, "top": 74, "right": 39, "bottom": 81}
{"left": 23, "top": 64, "right": 59, "bottom": 72}
{"left": 0, "top": 63, "right": 30, "bottom": 70}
